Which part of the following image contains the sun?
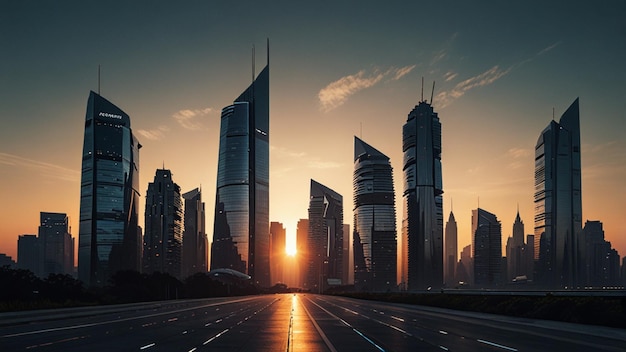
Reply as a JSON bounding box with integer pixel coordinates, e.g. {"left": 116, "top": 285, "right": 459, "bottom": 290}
{"left": 286, "top": 247, "right": 297, "bottom": 257}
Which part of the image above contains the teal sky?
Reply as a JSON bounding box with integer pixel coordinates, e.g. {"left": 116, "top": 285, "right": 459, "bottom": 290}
{"left": 1, "top": 1, "right": 625, "bottom": 264}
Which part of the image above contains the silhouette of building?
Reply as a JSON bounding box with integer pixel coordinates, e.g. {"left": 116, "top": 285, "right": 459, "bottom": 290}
{"left": 39, "top": 212, "right": 73, "bottom": 277}
{"left": 456, "top": 244, "right": 472, "bottom": 285}
{"left": 0, "top": 254, "right": 16, "bottom": 268}
{"left": 534, "top": 98, "right": 583, "bottom": 289}
{"left": 296, "top": 218, "right": 309, "bottom": 289}
{"left": 472, "top": 208, "right": 502, "bottom": 287}
{"left": 210, "top": 45, "right": 270, "bottom": 287}
{"left": 444, "top": 210, "right": 457, "bottom": 286}
{"left": 583, "top": 220, "right": 621, "bottom": 287}
{"left": 17, "top": 234, "right": 42, "bottom": 276}
{"left": 401, "top": 98, "right": 443, "bottom": 291}
{"left": 270, "top": 221, "right": 286, "bottom": 285}
{"left": 78, "top": 91, "right": 141, "bottom": 287}
{"left": 306, "top": 180, "right": 343, "bottom": 293}
{"left": 523, "top": 234, "right": 535, "bottom": 281}
{"left": 181, "top": 188, "right": 207, "bottom": 279}
{"left": 505, "top": 210, "right": 525, "bottom": 281}
{"left": 353, "top": 137, "right": 397, "bottom": 292}
{"left": 343, "top": 223, "right": 351, "bottom": 285}
{"left": 143, "top": 169, "right": 183, "bottom": 279}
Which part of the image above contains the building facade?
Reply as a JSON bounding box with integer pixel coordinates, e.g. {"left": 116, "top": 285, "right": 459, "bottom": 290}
{"left": 534, "top": 98, "right": 583, "bottom": 289}
{"left": 505, "top": 210, "right": 525, "bottom": 281}
{"left": 472, "top": 208, "right": 502, "bottom": 287}
{"left": 444, "top": 210, "right": 457, "bottom": 286}
{"left": 78, "top": 91, "right": 141, "bottom": 286}
{"left": 270, "top": 221, "right": 286, "bottom": 285}
{"left": 306, "top": 180, "right": 343, "bottom": 293}
{"left": 17, "top": 234, "right": 42, "bottom": 276}
{"left": 296, "top": 218, "right": 309, "bottom": 289}
{"left": 143, "top": 169, "right": 183, "bottom": 279}
{"left": 39, "top": 212, "right": 73, "bottom": 277}
{"left": 181, "top": 188, "right": 207, "bottom": 279}
{"left": 353, "top": 137, "right": 397, "bottom": 292}
{"left": 401, "top": 99, "right": 443, "bottom": 291}
{"left": 210, "top": 51, "right": 270, "bottom": 287}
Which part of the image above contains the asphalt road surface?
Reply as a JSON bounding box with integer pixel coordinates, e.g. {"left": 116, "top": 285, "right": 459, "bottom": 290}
{"left": 1, "top": 294, "right": 624, "bottom": 351}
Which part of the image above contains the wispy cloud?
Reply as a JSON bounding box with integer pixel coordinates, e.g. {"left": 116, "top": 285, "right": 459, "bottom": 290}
{"left": 173, "top": 108, "right": 214, "bottom": 130}
{"left": 137, "top": 125, "right": 170, "bottom": 141}
{"left": 318, "top": 65, "right": 416, "bottom": 112}
{"left": 307, "top": 160, "right": 343, "bottom": 169}
{"left": 435, "top": 65, "right": 511, "bottom": 108}
{"left": 434, "top": 41, "right": 561, "bottom": 108}
{"left": 444, "top": 71, "right": 458, "bottom": 82}
{"left": 0, "top": 152, "right": 79, "bottom": 182}
{"left": 271, "top": 145, "right": 343, "bottom": 171}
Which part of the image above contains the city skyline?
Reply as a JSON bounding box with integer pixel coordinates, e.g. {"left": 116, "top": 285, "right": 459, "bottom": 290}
{"left": 1, "top": 1, "right": 625, "bottom": 268}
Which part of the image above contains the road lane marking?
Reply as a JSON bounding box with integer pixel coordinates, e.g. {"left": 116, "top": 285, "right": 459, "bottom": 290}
{"left": 139, "top": 342, "right": 155, "bottom": 350}
{"left": 203, "top": 328, "right": 229, "bottom": 345}
{"left": 308, "top": 297, "right": 386, "bottom": 352}
{"left": 2, "top": 297, "right": 259, "bottom": 338}
{"left": 390, "top": 315, "right": 404, "bottom": 322}
{"left": 439, "top": 330, "right": 448, "bottom": 335}
{"left": 439, "top": 345, "right": 449, "bottom": 350}
{"left": 477, "top": 339, "right": 518, "bottom": 351}
{"left": 300, "top": 297, "right": 338, "bottom": 352}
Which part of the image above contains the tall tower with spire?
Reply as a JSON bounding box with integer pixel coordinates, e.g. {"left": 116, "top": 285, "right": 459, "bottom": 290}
{"left": 210, "top": 42, "right": 270, "bottom": 287}
{"left": 401, "top": 86, "right": 443, "bottom": 291}
{"left": 444, "top": 209, "right": 457, "bottom": 285}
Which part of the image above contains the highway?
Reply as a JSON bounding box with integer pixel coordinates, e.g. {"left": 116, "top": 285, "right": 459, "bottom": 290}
{"left": 1, "top": 294, "right": 624, "bottom": 351}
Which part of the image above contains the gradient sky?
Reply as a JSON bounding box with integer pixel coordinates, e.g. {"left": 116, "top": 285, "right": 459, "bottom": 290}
{"left": 1, "top": 1, "right": 625, "bottom": 268}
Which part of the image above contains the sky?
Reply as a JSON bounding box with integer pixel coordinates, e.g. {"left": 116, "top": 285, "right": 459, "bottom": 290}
{"left": 1, "top": 1, "right": 625, "bottom": 270}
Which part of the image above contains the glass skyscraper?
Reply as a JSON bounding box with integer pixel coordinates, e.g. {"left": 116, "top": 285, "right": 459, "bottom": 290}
{"left": 534, "top": 98, "right": 583, "bottom": 289}
{"left": 210, "top": 52, "right": 270, "bottom": 288}
{"left": 353, "top": 137, "right": 397, "bottom": 292}
{"left": 306, "top": 180, "right": 344, "bottom": 293}
{"left": 143, "top": 169, "right": 183, "bottom": 279}
{"left": 472, "top": 208, "right": 502, "bottom": 287}
{"left": 401, "top": 100, "right": 443, "bottom": 291}
{"left": 182, "top": 187, "right": 207, "bottom": 279}
{"left": 39, "top": 212, "right": 73, "bottom": 277}
{"left": 78, "top": 91, "right": 141, "bottom": 287}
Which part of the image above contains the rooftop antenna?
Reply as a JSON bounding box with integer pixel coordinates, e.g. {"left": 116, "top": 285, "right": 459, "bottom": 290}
{"left": 421, "top": 76, "right": 424, "bottom": 102}
{"left": 430, "top": 81, "right": 436, "bottom": 104}
{"left": 451, "top": 198, "right": 453, "bottom": 213}
{"left": 552, "top": 107, "right": 555, "bottom": 121}
{"left": 98, "top": 64, "right": 101, "bottom": 95}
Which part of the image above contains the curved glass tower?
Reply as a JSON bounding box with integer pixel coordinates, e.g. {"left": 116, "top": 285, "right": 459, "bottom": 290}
{"left": 353, "top": 137, "right": 397, "bottom": 292}
{"left": 78, "top": 91, "right": 141, "bottom": 287}
{"left": 401, "top": 100, "right": 443, "bottom": 291}
{"left": 211, "top": 55, "right": 270, "bottom": 287}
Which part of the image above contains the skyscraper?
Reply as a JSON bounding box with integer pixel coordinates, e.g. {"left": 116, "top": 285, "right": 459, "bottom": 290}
{"left": 78, "top": 91, "right": 141, "bottom": 287}
{"left": 143, "top": 169, "right": 183, "bottom": 278}
{"left": 534, "top": 98, "right": 583, "bottom": 289}
{"left": 472, "top": 208, "right": 502, "bottom": 287}
{"left": 506, "top": 210, "right": 525, "bottom": 281}
{"left": 401, "top": 98, "right": 443, "bottom": 291}
{"left": 211, "top": 45, "right": 270, "bottom": 287}
{"left": 270, "top": 221, "right": 286, "bottom": 285}
{"left": 296, "top": 218, "right": 309, "bottom": 289}
{"left": 17, "top": 234, "right": 42, "bottom": 277}
{"left": 306, "top": 180, "right": 343, "bottom": 293}
{"left": 182, "top": 188, "right": 207, "bottom": 279}
{"left": 353, "top": 137, "right": 397, "bottom": 292}
{"left": 444, "top": 210, "right": 457, "bottom": 286}
{"left": 39, "top": 212, "right": 73, "bottom": 277}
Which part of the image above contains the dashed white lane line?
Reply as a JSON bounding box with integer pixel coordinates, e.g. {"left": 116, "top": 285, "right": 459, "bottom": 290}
{"left": 477, "top": 339, "right": 518, "bottom": 351}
